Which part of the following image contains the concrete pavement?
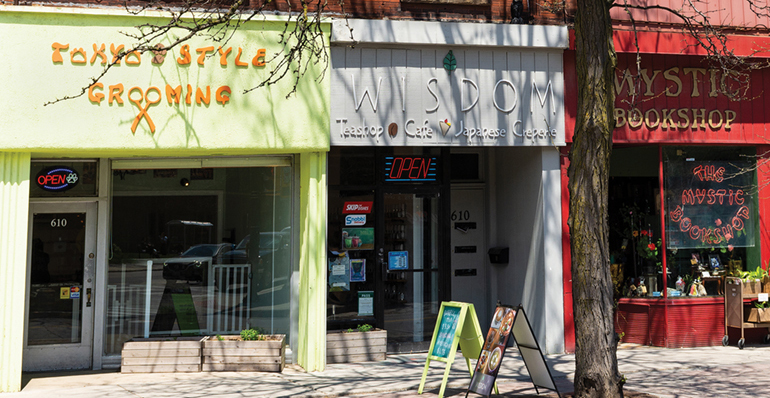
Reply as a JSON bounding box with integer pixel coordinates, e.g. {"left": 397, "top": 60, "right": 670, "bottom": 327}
{"left": 6, "top": 343, "right": 770, "bottom": 397}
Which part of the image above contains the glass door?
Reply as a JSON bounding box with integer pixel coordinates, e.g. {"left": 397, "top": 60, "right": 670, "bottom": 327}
{"left": 24, "top": 202, "right": 96, "bottom": 371}
{"left": 381, "top": 192, "right": 440, "bottom": 353}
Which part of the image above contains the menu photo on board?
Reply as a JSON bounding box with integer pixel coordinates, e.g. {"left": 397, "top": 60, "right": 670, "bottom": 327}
{"left": 469, "top": 306, "right": 515, "bottom": 396}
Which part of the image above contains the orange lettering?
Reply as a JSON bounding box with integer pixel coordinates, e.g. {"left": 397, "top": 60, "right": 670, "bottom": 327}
{"left": 108, "top": 84, "right": 124, "bottom": 105}
{"left": 216, "top": 86, "right": 231, "bottom": 104}
{"left": 196, "top": 46, "right": 215, "bottom": 65}
{"left": 110, "top": 43, "right": 125, "bottom": 65}
{"left": 89, "top": 83, "right": 104, "bottom": 103}
{"left": 195, "top": 86, "right": 211, "bottom": 105}
{"left": 185, "top": 84, "right": 193, "bottom": 105}
{"left": 91, "top": 43, "right": 108, "bottom": 65}
{"left": 218, "top": 47, "right": 232, "bottom": 66}
{"left": 52, "top": 42, "right": 69, "bottom": 63}
{"left": 177, "top": 44, "right": 191, "bottom": 65}
{"left": 252, "top": 48, "right": 266, "bottom": 67}
{"left": 126, "top": 51, "right": 141, "bottom": 65}
{"left": 234, "top": 48, "right": 248, "bottom": 67}
{"left": 166, "top": 85, "right": 183, "bottom": 104}
{"left": 70, "top": 48, "right": 87, "bottom": 64}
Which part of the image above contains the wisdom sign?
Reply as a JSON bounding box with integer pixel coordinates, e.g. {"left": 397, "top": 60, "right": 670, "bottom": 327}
{"left": 331, "top": 47, "right": 566, "bottom": 147}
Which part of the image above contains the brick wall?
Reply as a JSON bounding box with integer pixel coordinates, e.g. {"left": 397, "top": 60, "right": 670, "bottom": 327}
{"left": 2, "top": 0, "right": 567, "bottom": 25}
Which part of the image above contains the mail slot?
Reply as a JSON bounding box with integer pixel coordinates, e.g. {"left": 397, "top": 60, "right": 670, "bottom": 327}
{"left": 455, "top": 246, "right": 477, "bottom": 253}
{"left": 454, "top": 268, "right": 477, "bottom": 277}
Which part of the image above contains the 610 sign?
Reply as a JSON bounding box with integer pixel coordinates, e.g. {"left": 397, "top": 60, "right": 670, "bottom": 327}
{"left": 50, "top": 218, "right": 68, "bottom": 228}
{"left": 451, "top": 210, "right": 470, "bottom": 221}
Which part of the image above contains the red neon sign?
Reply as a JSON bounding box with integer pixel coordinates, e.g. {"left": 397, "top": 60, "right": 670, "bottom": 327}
{"left": 385, "top": 156, "right": 438, "bottom": 181}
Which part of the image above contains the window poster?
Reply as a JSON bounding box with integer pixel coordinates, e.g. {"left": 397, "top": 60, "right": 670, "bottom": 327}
{"left": 350, "top": 259, "right": 366, "bottom": 282}
{"left": 342, "top": 228, "right": 375, "bottom": 250}
{"left": 328, "top": 251, "right": 350, "bottom": 291}
{"left": 468, "top": 306, "right": 515, "bottom": 397}
{"left": 665, "top": 160, "right": 755, "bottom": 249}
{"left": 358, "top": 291, "right": 374, "bottom": 316}
{"left": 388, "top": 251, "right": 409, "bottom": 270}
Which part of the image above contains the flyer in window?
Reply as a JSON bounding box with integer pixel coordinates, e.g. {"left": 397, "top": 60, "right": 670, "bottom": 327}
{"left": 350, "top": 259, "right": 366, "bottom": 282}
{"left": 388, "top": 251, "right": 409, "bottom": 270}
{"left": 328, "top": 252, "right": 350, "bottom": 291}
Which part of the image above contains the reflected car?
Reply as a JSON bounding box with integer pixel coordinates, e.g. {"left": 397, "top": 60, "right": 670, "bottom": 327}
{"left": 162, "top": 243, "right": 234, "bottom": 282}
{"left": 220, "top": 233, "right": 286, "bottom": 264}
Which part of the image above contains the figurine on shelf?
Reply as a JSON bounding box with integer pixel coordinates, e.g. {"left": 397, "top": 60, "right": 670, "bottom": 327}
{"left": 676, "top": 276, "right": 685, "bottom": 293}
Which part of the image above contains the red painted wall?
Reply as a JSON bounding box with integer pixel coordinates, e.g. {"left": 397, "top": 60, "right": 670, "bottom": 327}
{"left": 562, "top": 30, "right": 770, "bottom": 351}
{"left": 566, "top": 33, "right": 770, "bottom": 145}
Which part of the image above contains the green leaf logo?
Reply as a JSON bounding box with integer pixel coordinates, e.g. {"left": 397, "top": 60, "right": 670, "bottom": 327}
{"left": 443, "top": 50, "right": 457, "bottom": 72}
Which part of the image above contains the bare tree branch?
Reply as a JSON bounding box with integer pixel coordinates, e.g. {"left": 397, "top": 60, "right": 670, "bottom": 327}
{"left": 44, "top": 0, "right": 336, "bottom": 105}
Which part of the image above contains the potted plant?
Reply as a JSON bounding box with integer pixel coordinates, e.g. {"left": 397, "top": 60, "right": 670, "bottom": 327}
{"left": 121, "top": 336, "right": 205, "bottom": 373}
{"left": 326, "top": 324, "right": 387, "bottom": 363}
{"left": 739, "top": 267, "right": 768, "bottom": 295}
{"left": 202, "top": 328, "right": 285, "bottom": 372}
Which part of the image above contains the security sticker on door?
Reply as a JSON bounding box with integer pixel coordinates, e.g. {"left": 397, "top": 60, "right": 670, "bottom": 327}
{"left": 345, "top": 214, "right": 367, "bottom": 226}
{"left": 60, "top": 287, "right": 70, "bottom": 299}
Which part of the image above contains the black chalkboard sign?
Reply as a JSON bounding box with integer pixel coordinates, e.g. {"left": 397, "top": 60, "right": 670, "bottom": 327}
{"left": 665, "top": 160, "right": 755, "bottom": 249}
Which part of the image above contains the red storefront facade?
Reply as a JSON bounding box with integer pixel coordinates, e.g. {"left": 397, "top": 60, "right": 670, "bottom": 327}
{"left": 562, "top": 29, "right": 770, "bottom": 351}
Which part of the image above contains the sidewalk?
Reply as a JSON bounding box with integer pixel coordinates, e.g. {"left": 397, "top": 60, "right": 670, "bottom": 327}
{"left": 7, "top": 344, "right": 770, "bottom": 397}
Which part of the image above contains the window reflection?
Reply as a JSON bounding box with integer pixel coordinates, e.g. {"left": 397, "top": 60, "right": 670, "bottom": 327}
{"left": 105, "top": 166, "right": 292, "bottom": 356}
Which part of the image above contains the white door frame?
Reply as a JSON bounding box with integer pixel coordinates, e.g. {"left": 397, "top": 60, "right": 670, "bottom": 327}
{"left": 23, "top": 201, "right": 97, "bottom": 371}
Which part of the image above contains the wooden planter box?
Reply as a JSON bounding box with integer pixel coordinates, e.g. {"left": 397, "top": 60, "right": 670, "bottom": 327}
{"left": 202, "top": 334, "right": 285, "bottom": 372}
{"left": 121, "top": 337, "right": 204, "bottom": 373}
{"left": 326, "top": 329, "right": 387, "bottom": 363}
{"left": 743, "top": 280, "right": 762, "bottom": 295}
{"left": 744, "top": 307, "right": 770, "bottom": 323}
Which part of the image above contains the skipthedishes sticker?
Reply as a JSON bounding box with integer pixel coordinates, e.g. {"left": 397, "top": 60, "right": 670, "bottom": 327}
{"left": 343, "top": 201, "right": 373, "bottom": 214}
{"left": 345, "top": 214, "right": 367, "bottom": 226}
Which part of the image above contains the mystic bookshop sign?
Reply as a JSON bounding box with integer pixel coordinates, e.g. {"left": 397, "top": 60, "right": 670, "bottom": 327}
{"left": 331, "top": 48, "right": 566, "bottom": 147}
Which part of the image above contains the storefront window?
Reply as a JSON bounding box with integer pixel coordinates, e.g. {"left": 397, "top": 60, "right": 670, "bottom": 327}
{"left": 610, "top": 146, "right": 760, "bottom": 299}
{"left": 104, "top": 162, "right": 293, "bottom": 356}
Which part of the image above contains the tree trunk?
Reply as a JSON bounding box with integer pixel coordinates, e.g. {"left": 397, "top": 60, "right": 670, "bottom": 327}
{"left": 569, "top": 0, "right": 624, "bottom": 397}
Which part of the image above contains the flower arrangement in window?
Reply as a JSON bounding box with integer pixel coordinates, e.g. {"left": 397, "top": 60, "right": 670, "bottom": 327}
{"left": 635, "top": 229, "right": 661, "bottom": 262}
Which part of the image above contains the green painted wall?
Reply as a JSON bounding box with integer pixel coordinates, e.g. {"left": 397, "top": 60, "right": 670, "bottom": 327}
{"left": 297, "top": 152, "right": 327, "bottom": 371}
{"left": 0, "top": 6, "right": 331, "bottom": 384}
{"left": 0, "top": 6, "right": 330, "bottom": 157}
{"left": 0, "top": 152, "right": 31, "bottom": 393}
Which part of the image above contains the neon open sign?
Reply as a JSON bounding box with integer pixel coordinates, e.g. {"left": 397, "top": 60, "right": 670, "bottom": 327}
{"left": 36, "top": 166, "right": 79, "bottom": 192}
{"left": 385, "top": 156, "right": 438, "bottom": 182}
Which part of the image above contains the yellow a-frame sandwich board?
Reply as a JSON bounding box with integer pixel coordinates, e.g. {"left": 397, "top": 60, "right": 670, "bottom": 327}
{"left": 418, "top": 301, "right": 497, "bottom": 398}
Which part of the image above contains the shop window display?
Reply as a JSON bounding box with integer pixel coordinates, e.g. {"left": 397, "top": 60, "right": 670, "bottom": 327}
{"left": 609, "top": 146, "right": 760, "bottom": 299}
{"left": 104, "top": 165, "right": 292, "bottom": 356}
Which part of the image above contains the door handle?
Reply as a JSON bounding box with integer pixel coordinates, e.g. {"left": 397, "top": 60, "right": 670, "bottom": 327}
{"left": 86, "top": 288, "right": 92, "bottom": 307}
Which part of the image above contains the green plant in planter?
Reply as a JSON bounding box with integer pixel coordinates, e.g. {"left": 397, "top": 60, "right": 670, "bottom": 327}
{"left": 240, "top": 327, "right": 268, "bottom": 341}
{"left": 740, "top": 267, "right": 769, "bottom": 282}
{"left": 357, "top": 324, "right": 373, "bottom": 332}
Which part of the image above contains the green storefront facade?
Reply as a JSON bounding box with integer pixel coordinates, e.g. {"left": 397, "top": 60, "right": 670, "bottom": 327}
{"left": 0, "top": 6, "right": 329, "bottom": 392}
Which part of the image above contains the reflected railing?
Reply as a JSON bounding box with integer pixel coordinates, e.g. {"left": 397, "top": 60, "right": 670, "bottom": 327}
{"left": 105, "top": 259, "right": 252, "bottom": 355}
